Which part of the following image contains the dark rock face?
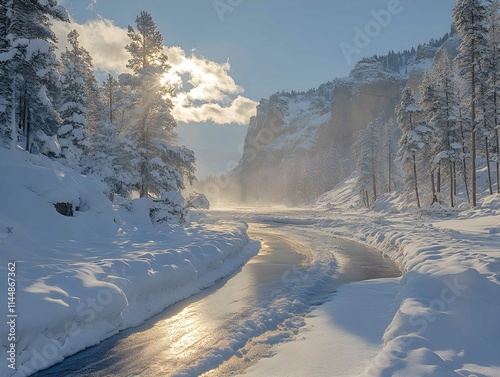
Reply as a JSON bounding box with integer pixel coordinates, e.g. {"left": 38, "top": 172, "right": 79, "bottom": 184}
{"left": 54, "top": 202, "right": 74, "bottom": 217}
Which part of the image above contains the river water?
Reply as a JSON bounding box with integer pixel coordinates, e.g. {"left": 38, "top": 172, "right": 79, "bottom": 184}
{"left": 34, "top": 220, "right": 400, "bottom": 377}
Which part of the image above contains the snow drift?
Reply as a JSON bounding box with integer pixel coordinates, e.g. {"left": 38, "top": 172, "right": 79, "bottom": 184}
{"left": 0, "top": 148, "right": 257, "bottom": 377}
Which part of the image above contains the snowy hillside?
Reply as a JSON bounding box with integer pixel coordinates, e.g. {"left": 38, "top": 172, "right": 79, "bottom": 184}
{"left": 0, "top": 148, "right": 257, "bottom": 376}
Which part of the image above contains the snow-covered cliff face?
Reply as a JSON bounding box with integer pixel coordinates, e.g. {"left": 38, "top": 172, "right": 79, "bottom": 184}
{"left": 234, "top": 36, "right": 458, "bottom": 204}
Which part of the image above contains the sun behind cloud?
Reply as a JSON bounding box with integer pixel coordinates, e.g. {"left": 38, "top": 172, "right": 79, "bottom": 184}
{"left": 52, "top": 18, "right": 257, "bottom": 125}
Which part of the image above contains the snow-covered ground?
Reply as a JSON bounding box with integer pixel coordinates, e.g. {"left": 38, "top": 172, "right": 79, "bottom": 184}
{"left": 0, "top": 148, "right": 258, "bottom": 377}
{"left": 242, "top": 278, "right": 401, "bottom": 377}
{"left": 2, "top": 147, "right": 499, "bottom": 377}
{"left": 238, "top": 183, "right": 500, "bottom": 377}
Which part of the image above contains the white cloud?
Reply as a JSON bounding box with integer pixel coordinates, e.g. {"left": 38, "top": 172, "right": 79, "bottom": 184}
{"left": 52, "top": 18, "right": 257, "bottom": 125}
{"left": 53, "top": 18, "right": 131, "bottom": 73}
{"left": 173, "top": 95, "right": 258, "bottom": 125}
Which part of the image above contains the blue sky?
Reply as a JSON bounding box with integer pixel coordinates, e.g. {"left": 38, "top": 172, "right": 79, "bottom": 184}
{"left": 57, "top": 0, "right": 457, "bottom": 178}
{"left": 62, "top": 0, "right": 455, "bottom": 100}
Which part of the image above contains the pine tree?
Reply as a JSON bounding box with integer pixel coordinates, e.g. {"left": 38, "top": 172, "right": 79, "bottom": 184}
{"left": 356, "top": 131, "right": 373, "bottom": 207}
{"left": 58, "top": 32, "right": 90, "bottom": 168}
{"left": 354, "top": 122, "right": 381, "bottom": 206}
{"left": 487, "top": 0, "right": 500, "bottom": 193}
{"left": 431, "top": 54, "right": 462, "bottom": 207}
{"left": 102, "top": 74, "right": 119, "bottom": 125}
{"left": 0, "top": 0, "right": 68, "bottom": 150}
{"left": 81, "top": 119, "right": 123, "bottom": 197}
{"left": 419, "top": 71, "right": 440, "bottom": 202}
{"left": 121, "top": 12, "right": 195, "bottom": 197}
{"left": 382, "top": 119, "right": 401, "bottom": 193}
{"left": 455, "top": 81, "right": 472, "bottom": 203}
{"left": 397, "top": 88, "right": 429, "bottom": 208}
{"left": 64, "top": 30, "right": 100, "bottom": 131}
{"left": 125, "top": 11, "right": 169, "bottom": 73}
{"left": 453, "top": 0, "right": 489, "bottom": 206}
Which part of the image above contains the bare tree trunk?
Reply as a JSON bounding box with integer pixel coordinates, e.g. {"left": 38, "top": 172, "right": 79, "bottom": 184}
{"left": 431, "top": 172, "right": 437, "bottom": 205}
{"left": 450, "top": 162, "right": 455, "bottom": 208}
{"left": 18, "top": 92, "right": 24, "bottom": 132}
{"left": 463, "top": 157, "right": 470, "bottom": 203}
{"left": 459, "top": 106, "right": 471, "bottom": 203}
{"left": 139, "top": 116, "right": 149, "bottom": 198}
{"left": 497, "top": 129, "right": 500, "bottom": 194}
{"left": 472, "top": 129, "right": 477, "bottom": 206}
{"left": 109, "top": 81, "right": 113, "bottom": 125}
{"left": 437, "top": 166, "right": 441, "bottom": 193}
{"left": 413, "top": 155, "right": 421, "bottom": 208}
{"left": 10, "top": 81, "right": 17, "bottom": 150}
{"left": 486, "top": 136, "right": 493, "bottom": 195}
{"left": 25, "top": 108, "right": 31, "bottom": 152}
{"left": 471, "top": 41, "right": 477, "bottom": 207}
{"left": 388, "top": 146, "right": 392, "bottom": 193}
{"left": 453, "top": 162, "right": 457, "bottom": 197}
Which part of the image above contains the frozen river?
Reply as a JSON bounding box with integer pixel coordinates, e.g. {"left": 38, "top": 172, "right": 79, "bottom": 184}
{"left": 35, "top": 214, "right": 400, "bottom": 377}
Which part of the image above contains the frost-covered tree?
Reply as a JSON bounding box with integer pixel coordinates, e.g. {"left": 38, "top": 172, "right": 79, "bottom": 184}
{"left": 81, "top": 120, "right": 126, "bottom": 197}
{"left": 101, "top": 74, "right": 119, "bottom": 126}
{"left": 431, "top": 55, "right": 463, "bottom": 207}
{"left": 455, "top": 76, "right": 472, "bottom": 203}
{"left": 487, "top": 0, "right": 500, "bottom": 193}
{"left": 125, "top": 11, "right": 169, "bottom": 73}
{"left": 354, "top": 122, "right": 381, "bottom": 206}
{"left": 0, "top": 0, "right": 68, "bottom": 150}
{"left": 63, "top": 30, "right": 100, "bottom": 131}
{"left": 121, "top": 12, "right": 195, "bottom": 197}
{"left": 58, "top": 34, "right": 90, "bottom": 167}
{"left": 382, "top": 119, "right": 401, "bottom": 193}
{"left": 453, "top": 0, "right": 489, "bottom": 206}
{"left": 397, "top": 88, "right": 430, "bottom": 208}
{"left": 419, "top": 71, "right": 441, "bottom": 200}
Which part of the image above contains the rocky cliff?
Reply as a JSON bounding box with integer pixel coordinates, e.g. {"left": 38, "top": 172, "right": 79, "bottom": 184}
{"left": 232, "top": 34, "right": 459, "bottom": 204}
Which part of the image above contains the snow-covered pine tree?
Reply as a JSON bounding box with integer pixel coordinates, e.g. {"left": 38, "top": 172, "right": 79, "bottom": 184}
{"left": 121, "top": 12, "right": 195, "bottom": 198}
{"left": 0, "top": 0, "right": 68, "bottom": 151}
{"left": 397, "top": 87, "right": 430, "bottom": 208}
{"left": 454, "top": 74, "right": 472, "bottom": 203}
{"left": 419, "top": 70, "right": 440, "bottom": 202}
{"left": 453, "top": 0, "right": 489, "bottom": 206}
{"left": 65, "top": 30, "right": 100, "bottom": 132}
{"left": 80, "top": 73, "right": 125, "bottom": 197}
{"left": 477, "top": 64, "right": 495, "bottom": 195}
{"left": 102, "top": 74, "right": 119, "bottom": 126}
{"left": 431, "top": 54, "right": 463, "bottom": 207}
{"left": 58, "top": 32, "right": 90, "bottom": 168}
{"left": 382, "top": 119, "right": 401, "bottom": 194}
{"left": 81, "top": 119, "right": 124, "bottom": 198}
{"left": 487, "top": 0, "right": 500, "bottom": 193}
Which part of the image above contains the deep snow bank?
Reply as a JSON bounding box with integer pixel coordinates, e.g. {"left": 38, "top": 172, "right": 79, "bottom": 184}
{"left": 0, "top": 149, "right": 257, "bottom": 377}
{"left": 320, "top": 200, "right": 500, "bottom": 376}
{"left": 238, "top": 196, "right": 500, "bottom": 376}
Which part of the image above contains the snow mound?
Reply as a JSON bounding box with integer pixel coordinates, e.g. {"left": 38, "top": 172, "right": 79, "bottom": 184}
{"left": 322, "top": 201, "right": 500, "bottom": 377}
{"left": 314, "top": 174, "right": 360, "bottom": 211}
